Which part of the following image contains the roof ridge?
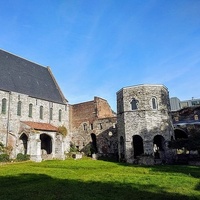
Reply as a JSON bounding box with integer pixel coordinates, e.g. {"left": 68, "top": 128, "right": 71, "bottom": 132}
{"left": 0, "top": 49, "right": 46, "bottom": 69}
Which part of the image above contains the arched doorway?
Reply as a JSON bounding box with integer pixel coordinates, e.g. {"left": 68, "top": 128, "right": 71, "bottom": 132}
{"left": 153, "top": 135, "right": 165, "bottom": 159}
{"left": 174, "top": 129, "right": 188, "bottom": 140}
{"left": 40, "top": 134, "right": 52, "bottom": 155}
{"left": 19, "top": 133, "right": 28, "bottom": 154}
{"left": 91, "top": 133, "right": 98, "bottom": 154}
{"left": 119, "top": 136, "right": 125, "bottom": 160}
{"left": 133, "top": 135, "right": 144, "bottom": 158}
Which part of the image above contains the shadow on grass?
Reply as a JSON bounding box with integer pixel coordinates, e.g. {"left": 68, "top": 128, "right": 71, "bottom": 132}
{"left": 195, "top": 182, "right": 200, "bottom": 191}
{"left": 114, "top": 161, "right": 200, "bottom": 179}
{"left": 0, "top": 173, "right": 195, "bottom": 200}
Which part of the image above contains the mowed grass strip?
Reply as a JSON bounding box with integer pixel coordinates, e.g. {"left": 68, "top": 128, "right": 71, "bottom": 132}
{"left": 0, "top": 159, "right": 199, "bottom": 200}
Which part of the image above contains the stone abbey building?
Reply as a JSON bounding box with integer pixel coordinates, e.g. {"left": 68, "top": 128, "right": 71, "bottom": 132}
{"left": 1, "top": 49, "right": 197, "bottom": 164}
{"left": 0, "top": 49, "right": 118, "bottom": 161}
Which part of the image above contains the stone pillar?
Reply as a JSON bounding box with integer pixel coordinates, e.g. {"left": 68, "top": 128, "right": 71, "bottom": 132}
{"left": 143, "top": 140, "right": 154, "bottom": 155}
{"left": 125, "top": 141, "right": 134, "bottom": 163}
{"left": 29, "top": 133, "right": 42, "bottom": 162}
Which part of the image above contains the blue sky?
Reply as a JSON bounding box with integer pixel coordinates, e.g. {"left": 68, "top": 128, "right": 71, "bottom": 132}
{"left": 0, "top": 0, "right": 200, "bottom": 111}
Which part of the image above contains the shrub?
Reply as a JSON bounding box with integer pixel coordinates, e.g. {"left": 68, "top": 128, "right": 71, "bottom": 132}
{"left": 16, "top": 153, "right": 30, "bottom": 161}
{"left": 58, "top": 125, "right": 68, "bottom": 136}
{"left": 0, "top": 142, "right": 5, "bottom": 153}
{"left": 0, "top": 154, "right": 9, "bottom": 162}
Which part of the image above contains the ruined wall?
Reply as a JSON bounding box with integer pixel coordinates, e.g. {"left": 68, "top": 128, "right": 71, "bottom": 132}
{"left": 117, "top": 84, "right": 174, "bottom": 163}
{"left": 70, "top": 97, "right": 117, "bottom": 157}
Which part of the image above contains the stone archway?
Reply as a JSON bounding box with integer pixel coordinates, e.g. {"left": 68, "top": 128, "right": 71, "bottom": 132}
{"left": 133, "top": 135, "right": 144, "bottom": 158}
{"left": 174, "top": 129, "right": 188, "bottom": 140}
{"left": 91, "top": 133, "right": 98, "bottom": 153}
{"left": 19, "top": 133, "right": 28, "bottom": 154}
{"left": 153, "top": 135, "right": 165, "bottom": 159}
{"left": 40, "top": 134, "right": 52, "bottom": 155}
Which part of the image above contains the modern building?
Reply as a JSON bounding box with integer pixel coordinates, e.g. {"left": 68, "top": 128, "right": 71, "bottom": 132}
{"left": 170, "top": 97, "right": 200, "bottom": 111}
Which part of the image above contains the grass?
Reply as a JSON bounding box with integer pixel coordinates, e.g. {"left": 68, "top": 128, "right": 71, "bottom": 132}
{"left": 0, "top": 158, "right": 200, "bottom": 200}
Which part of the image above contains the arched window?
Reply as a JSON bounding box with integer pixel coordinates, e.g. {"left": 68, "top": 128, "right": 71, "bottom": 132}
{"left": 50, "top": 108, "right": 53, "bottom": 120}
{"left": 17, "top": 101, "right": 22, "bottom": 116}
{"left": 40, "top": 106, "right": 43, "bottom": 119}
{"left": 83, "top": 123, "right": 87, "bottom": 131}
{"left": 59, "top": 109, "right": 62, "bottom": 122}
{"left": 152, "top": 97, "right": 157, "bottom": 110}
{"left": 1, "top": 98, "right": 7, "bottom": 114}
{"left": 29, "top": 104, "right": 33, "bottom": 117}
{"left": 131, "top": 98, "right": 138, "bottom": 110}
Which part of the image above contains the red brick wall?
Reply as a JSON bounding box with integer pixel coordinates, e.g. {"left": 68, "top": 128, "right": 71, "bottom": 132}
{"left": 71, "top": 97, "right": 115, "bottom": 128}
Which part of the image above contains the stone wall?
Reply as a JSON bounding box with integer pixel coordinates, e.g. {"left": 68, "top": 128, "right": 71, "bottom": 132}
{"left": 70, "top": 97, "right": 118, "bottom": 158}
{"left": 117, "top": 84, "right": 174, "bottom": 164}
{"left": 0, "top": 90, "right": 70, "bottom": 159}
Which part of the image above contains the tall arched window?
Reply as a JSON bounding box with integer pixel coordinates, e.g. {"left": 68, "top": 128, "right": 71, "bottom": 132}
{"left": 50, "top": 108, "right": 53, "bottom": 120}
{"left": 17, "top": 101, "right": 22, "bottom": 116}
{"left": 40, "top": 106, "right": 43, "bottom": 119}
{"left": 83, "top": 123, "right": 87, "bottom": 131}
{"left": 59, "top": 109, "right": 62, "bottom": 122}
{"left": 1, "top": 98, "right": 7, "bottom": 114}
{"left": 29, "top": 104, "right": 33, "bottom": 117}
{"left": 131, "top": 98, "right": 138, "bottom": 110}
{"left": 152, "top": 97, "right": 157, "bottom": 110}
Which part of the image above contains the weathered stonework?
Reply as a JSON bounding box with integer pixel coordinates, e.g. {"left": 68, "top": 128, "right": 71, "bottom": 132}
{"left": 0, "top": 90, "right": 70, "bottom": 161}
{"left": 70, "top": 97, "right": 118, "bottom": 158}
{"left": 117, "top": 84, "right": 174, "bottom": 164}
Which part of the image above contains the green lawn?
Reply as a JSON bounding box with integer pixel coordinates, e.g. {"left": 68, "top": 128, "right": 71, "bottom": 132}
{"left": 0, "top": 158, "right": 200, "bottom": 200}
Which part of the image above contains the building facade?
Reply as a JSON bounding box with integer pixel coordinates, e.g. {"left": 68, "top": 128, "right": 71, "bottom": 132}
{"left": 70, "top": 97, "right": 118, "bottom": 158}
{"left": 0, "top": 49, "right": 70, "bottom": 161}
{"left": 117, "top": 84, "right": 174, "bottom": 164}
{"left": 170, "top": 97, "right": 200, "bottom": 111}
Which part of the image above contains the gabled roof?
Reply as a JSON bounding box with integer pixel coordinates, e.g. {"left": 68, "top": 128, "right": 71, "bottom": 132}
{"left": 21, "top": 121, "right": 58, "bottom": 132}
{"left": 0, "top": 49, "right": 67, "bottom": 104}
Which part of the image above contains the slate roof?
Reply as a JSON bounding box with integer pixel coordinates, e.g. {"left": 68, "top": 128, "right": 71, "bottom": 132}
{"left": 21, "top": 121, "right": 58, "bottom": 132}
{"left": 0, "top": 49, "right": 66, "bottom": 104}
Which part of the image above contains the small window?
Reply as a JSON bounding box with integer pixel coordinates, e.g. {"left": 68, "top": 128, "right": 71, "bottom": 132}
{"left": 40, "top": 106, "right": 43, "bottom": 119}
{"left": 131, "top": 98, "right": 138, "bottom": 110}
{"left": 29, "top": 104, "right": 33, "bottom": 117}
{"left": 194, "top": 115, "right": 198, "bottom": 121}
{"left": 2, "top": 98, "right": 7, "bottom": 114}
{"left": 90, "top": 123, "right": 93, "bottom": 130}
{"left": 152, "top": 97, "right": 157, "bottom": 110}
{"left": 17, "top": 101, "right": 22, "bottom": 116}
{"left": 59, "top": 109, "right": 62, "bottom": 122}
{"left": 83, "top": 123, "right": 87, "bottom": 131}
{"left": 99, "top": 123, "right": 103, "bottom": 130}
{"left": 50, "top": 108, "right": 53, "bottom": 120}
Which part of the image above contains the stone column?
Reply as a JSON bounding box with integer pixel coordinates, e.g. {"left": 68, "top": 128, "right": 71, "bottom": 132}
{"left": 125, "top": 141, "right": 134, "bottom": 163}
{"left": 29, "top": 133, "right": 42, "bottom": 162}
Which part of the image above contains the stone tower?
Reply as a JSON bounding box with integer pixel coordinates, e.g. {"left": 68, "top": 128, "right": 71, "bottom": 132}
{"left": 117, "top": 84, "right": 174, "bottom": 164}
